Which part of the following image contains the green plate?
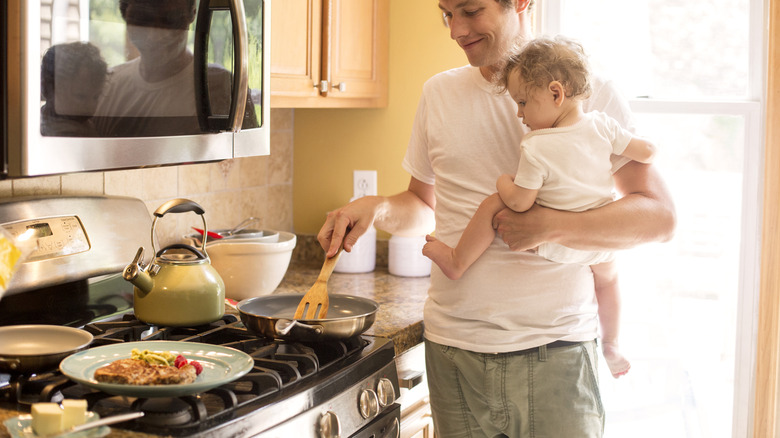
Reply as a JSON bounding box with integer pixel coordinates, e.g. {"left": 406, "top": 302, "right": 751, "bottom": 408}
{"left": 59, "top": 341, "right": 254, "bottom": 398}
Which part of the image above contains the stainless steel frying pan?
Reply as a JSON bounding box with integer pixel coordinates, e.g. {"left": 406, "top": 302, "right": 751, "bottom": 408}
{"left": 0, "top": 325, "right": 93, "bottom": 374}
{"left": 237, "top": 294, "right": 378, "bottom": 342}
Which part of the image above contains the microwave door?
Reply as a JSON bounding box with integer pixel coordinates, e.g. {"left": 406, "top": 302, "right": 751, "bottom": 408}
{"left": 5, "top": 0, "right": 268, "bottom": 178}
{"left": 9, "top": 1, "right": 229, "bottom": 177}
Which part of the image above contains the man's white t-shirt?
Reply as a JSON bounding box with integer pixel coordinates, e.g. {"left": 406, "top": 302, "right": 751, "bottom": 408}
{"left": 403, "top": 66, "right": 635, "bottom": 353}
{"left": 94, "top": 57, "right": 232, "bottom": 137}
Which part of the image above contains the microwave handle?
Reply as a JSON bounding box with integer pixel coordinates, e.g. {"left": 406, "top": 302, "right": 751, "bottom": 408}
{"left": 194, "top": 0, "right": 249, "bottom": 133}
{"left": 228, "top": 0, "right": 249, "bottom": 132}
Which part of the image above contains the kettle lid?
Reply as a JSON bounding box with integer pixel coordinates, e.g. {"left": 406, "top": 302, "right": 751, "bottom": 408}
{"left": 156, "top": 244, "right": 209, "bottom": 265}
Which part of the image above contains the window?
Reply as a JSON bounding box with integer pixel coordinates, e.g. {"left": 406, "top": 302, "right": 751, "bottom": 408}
{"left": 538, "top": 1, "right": 764, "bottom": 436}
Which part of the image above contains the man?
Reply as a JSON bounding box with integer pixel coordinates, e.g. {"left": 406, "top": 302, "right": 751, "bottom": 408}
{"left": 318, "top": 0, "right": 675, "bottom": 436}
{"left": 95, "top": 0, "right": 257, "bottom": 137}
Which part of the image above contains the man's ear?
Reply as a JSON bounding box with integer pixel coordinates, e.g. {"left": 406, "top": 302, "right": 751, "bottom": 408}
{"left": 516, "top": 0, "right": 532, "bottom": 14}
{"left": 549, "top": 81, "right": 566, "bottom": 107}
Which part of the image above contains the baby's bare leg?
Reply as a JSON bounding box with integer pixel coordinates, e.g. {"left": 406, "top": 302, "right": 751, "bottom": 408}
{"left": 592, "top": 261, "right": 631, "bottom": 378}
{"left": 423, "top": 193, "right": 506, "bottom": 280}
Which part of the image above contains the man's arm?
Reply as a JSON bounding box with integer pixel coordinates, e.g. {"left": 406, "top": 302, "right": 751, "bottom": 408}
{"left": 318, "top": 177, "right": 435, "bottom": 257}
{"left": 493, "top": 161, "right": 675, "bottom": 252}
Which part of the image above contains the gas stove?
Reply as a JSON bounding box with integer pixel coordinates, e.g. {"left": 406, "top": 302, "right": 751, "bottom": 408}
{"left": 1, "top": 313, "right": 400, "bottom": 437}
{"left": 0, "top": 196, "right": 401, "bottom": 437}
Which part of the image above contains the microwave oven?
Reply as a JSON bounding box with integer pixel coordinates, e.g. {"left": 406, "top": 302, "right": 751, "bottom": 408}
{"left": 1, "top": 0, "right": 269, "bottom": 178}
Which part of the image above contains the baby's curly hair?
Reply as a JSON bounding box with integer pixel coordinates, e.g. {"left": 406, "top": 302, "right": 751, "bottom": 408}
{"left": 496, "top": 35, "right": 592, "bottom": 100}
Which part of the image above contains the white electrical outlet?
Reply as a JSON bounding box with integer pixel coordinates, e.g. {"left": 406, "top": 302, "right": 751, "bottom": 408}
{"left": 353, "top": 170, "right": 377, "bottom": 198}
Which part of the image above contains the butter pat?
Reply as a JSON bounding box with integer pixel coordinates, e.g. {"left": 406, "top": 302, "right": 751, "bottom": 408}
{"left": 31, "top": 402, "right": 63, "bottom": 436}
{"left": 61, "top": 399, "right": 88, "bottom": 429}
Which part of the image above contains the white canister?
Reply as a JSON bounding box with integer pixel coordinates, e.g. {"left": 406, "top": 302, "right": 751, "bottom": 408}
{"left": 334, "top": 226, "right": 377, "bottom": 273}
{"left": 388, "top": 235, "right": 431, "bottom": 277}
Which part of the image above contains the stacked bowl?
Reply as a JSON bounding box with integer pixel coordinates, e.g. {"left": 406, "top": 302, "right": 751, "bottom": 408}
{"left": 183, "top": 227, "right": 297, "bottom": 301}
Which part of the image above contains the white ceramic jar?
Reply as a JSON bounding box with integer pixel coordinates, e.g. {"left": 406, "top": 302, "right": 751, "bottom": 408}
{"left": 388, "top": 235, "right": 431, "bottom": 277}
{"left": 334, "top": 226, "right": 376, "bottom": 273}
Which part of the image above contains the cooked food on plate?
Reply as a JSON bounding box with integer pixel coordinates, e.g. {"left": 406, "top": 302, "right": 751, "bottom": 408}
{"left": 94, "top": 349, "right": 203, "bottom": 386}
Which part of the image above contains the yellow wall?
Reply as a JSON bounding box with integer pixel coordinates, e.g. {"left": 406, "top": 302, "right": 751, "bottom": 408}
{"left": 292, "top": 0, "right": 466, "bottom": 234}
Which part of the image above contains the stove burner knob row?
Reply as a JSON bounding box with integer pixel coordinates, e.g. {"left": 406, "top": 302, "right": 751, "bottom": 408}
{"left": 319, "top": 411, "right": 341, "bottom": 438}
{"left": 376, "top": 378, "right": 396, "bottom": 407}
{"left": 359, "top": 388, "right": 379, "bottom": 419}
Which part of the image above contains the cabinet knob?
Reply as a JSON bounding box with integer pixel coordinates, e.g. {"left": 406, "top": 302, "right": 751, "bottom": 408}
{"left": 315, "top": 81, "right": 329, "bottom": 93}
{"left": 314, "top": 81, "right": 346, "bottom": 93}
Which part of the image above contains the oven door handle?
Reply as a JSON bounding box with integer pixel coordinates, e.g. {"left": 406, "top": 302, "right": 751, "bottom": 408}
{"left": 382, "top": 417, "right": 400, "bottom": 438}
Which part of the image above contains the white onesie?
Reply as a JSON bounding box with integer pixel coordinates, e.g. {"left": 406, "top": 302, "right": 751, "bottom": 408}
{"left": 513, "top": 111, "right": 634, "bottom": 265}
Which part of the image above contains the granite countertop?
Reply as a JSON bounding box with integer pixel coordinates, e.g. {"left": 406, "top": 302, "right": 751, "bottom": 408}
{"left": 273, "top": 262, "right": 430, "bottom": 356}
{"left": 0, "top": 262, "right": 430, "bottom": 438}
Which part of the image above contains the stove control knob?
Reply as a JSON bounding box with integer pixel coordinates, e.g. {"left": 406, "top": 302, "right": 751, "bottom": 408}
{"left": 376, "top": 378, "right": 396, "bottom": 407}
{"left": 319, "top": 411, "right": 341, "bottom": 438}
{"left": 359, "top": 388, "right": 379, "bottom": 419}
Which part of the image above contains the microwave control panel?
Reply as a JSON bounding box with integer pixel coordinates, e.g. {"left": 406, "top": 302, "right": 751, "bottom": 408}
{"left": 2, "top": 216, "right": 90, "bottom": 262}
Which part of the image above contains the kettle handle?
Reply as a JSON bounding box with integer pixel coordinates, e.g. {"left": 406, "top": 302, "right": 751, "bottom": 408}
{"left": 150, "top": 198, "right": 209, "bottom": 256}
{"left": 153, "top": 198, "right": 206, "bottom": 217}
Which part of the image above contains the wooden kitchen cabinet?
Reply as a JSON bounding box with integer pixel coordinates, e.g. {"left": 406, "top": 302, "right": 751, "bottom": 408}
{"left": 270, "top": 0, "right": 389, "bottom": 108}
{"left": 401, "top": 397, "right": 435, "bottom": 438}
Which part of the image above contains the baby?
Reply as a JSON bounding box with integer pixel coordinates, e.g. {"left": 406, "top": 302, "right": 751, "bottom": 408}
{"left": 40, "top": 42, "right": 108, "bottom": 137}
{"left": 423, "top": 35, "right": 657, "bottom": 378}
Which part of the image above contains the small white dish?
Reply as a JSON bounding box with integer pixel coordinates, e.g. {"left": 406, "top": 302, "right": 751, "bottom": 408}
{"left": 3, "top": 411, "right": 109, "bottom": 438}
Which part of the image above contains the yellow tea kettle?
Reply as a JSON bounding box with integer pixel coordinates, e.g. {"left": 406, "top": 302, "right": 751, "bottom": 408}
{"left": 123, "top": 198, "right": 225, "bottom": 326}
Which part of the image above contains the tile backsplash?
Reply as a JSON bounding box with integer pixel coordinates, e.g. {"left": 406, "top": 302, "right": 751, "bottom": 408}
{"left": 0, "top": 109, "right": 295, "bottom": 247}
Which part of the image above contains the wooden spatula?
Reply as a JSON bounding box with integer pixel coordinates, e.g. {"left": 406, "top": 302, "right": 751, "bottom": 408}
{"left": 293, "top": 249, "right": 343, "bottom": 319}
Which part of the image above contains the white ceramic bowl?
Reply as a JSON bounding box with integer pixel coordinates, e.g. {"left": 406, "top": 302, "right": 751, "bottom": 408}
{"left": 205, "top": 231, "right": 296, "bottom": 300}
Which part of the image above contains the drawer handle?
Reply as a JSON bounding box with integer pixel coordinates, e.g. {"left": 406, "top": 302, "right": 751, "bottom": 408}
{"left": 399, "top": 370, "right": 424, "bottom": 389}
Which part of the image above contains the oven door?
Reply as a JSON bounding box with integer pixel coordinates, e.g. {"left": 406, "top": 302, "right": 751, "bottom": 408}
{"left": 3, "top": 0, "right": 269, "bottom": 178}
{"left": 351, "top": 403, "right": 400, "bottom": 438}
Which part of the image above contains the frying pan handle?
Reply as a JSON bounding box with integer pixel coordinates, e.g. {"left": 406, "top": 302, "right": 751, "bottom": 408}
{"left": 275, "top": 319, "right": 325, "bottom": 336}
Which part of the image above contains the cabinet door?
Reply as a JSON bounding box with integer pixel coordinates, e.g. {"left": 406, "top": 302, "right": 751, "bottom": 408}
{"left": 321, "top": 0, "right": 389, "bottom": 107}
{"left": 270, "top": 0, "right": 322, "bottom": 103}
{"left": 401, "top": 398, "right": 435, "bottom": 438}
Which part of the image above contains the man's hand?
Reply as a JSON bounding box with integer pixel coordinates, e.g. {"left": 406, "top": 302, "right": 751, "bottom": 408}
{"left": 318, "top": 177, "right": 436, "bottom": 258}
{"left": 317, "top": 196, "right": 381, "bottom": 258}
{"left": 492, "top": 203, "right": 554, "bottom": 252}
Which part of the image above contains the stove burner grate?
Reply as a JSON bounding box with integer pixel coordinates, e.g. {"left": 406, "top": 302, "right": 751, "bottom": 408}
{"left": 134, "top": 398, "right": 194, "bottom": 426}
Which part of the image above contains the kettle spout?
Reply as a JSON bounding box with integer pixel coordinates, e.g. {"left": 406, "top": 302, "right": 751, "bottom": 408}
{"left": 123, "top": 247, "right": 154, "bottom": 294}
